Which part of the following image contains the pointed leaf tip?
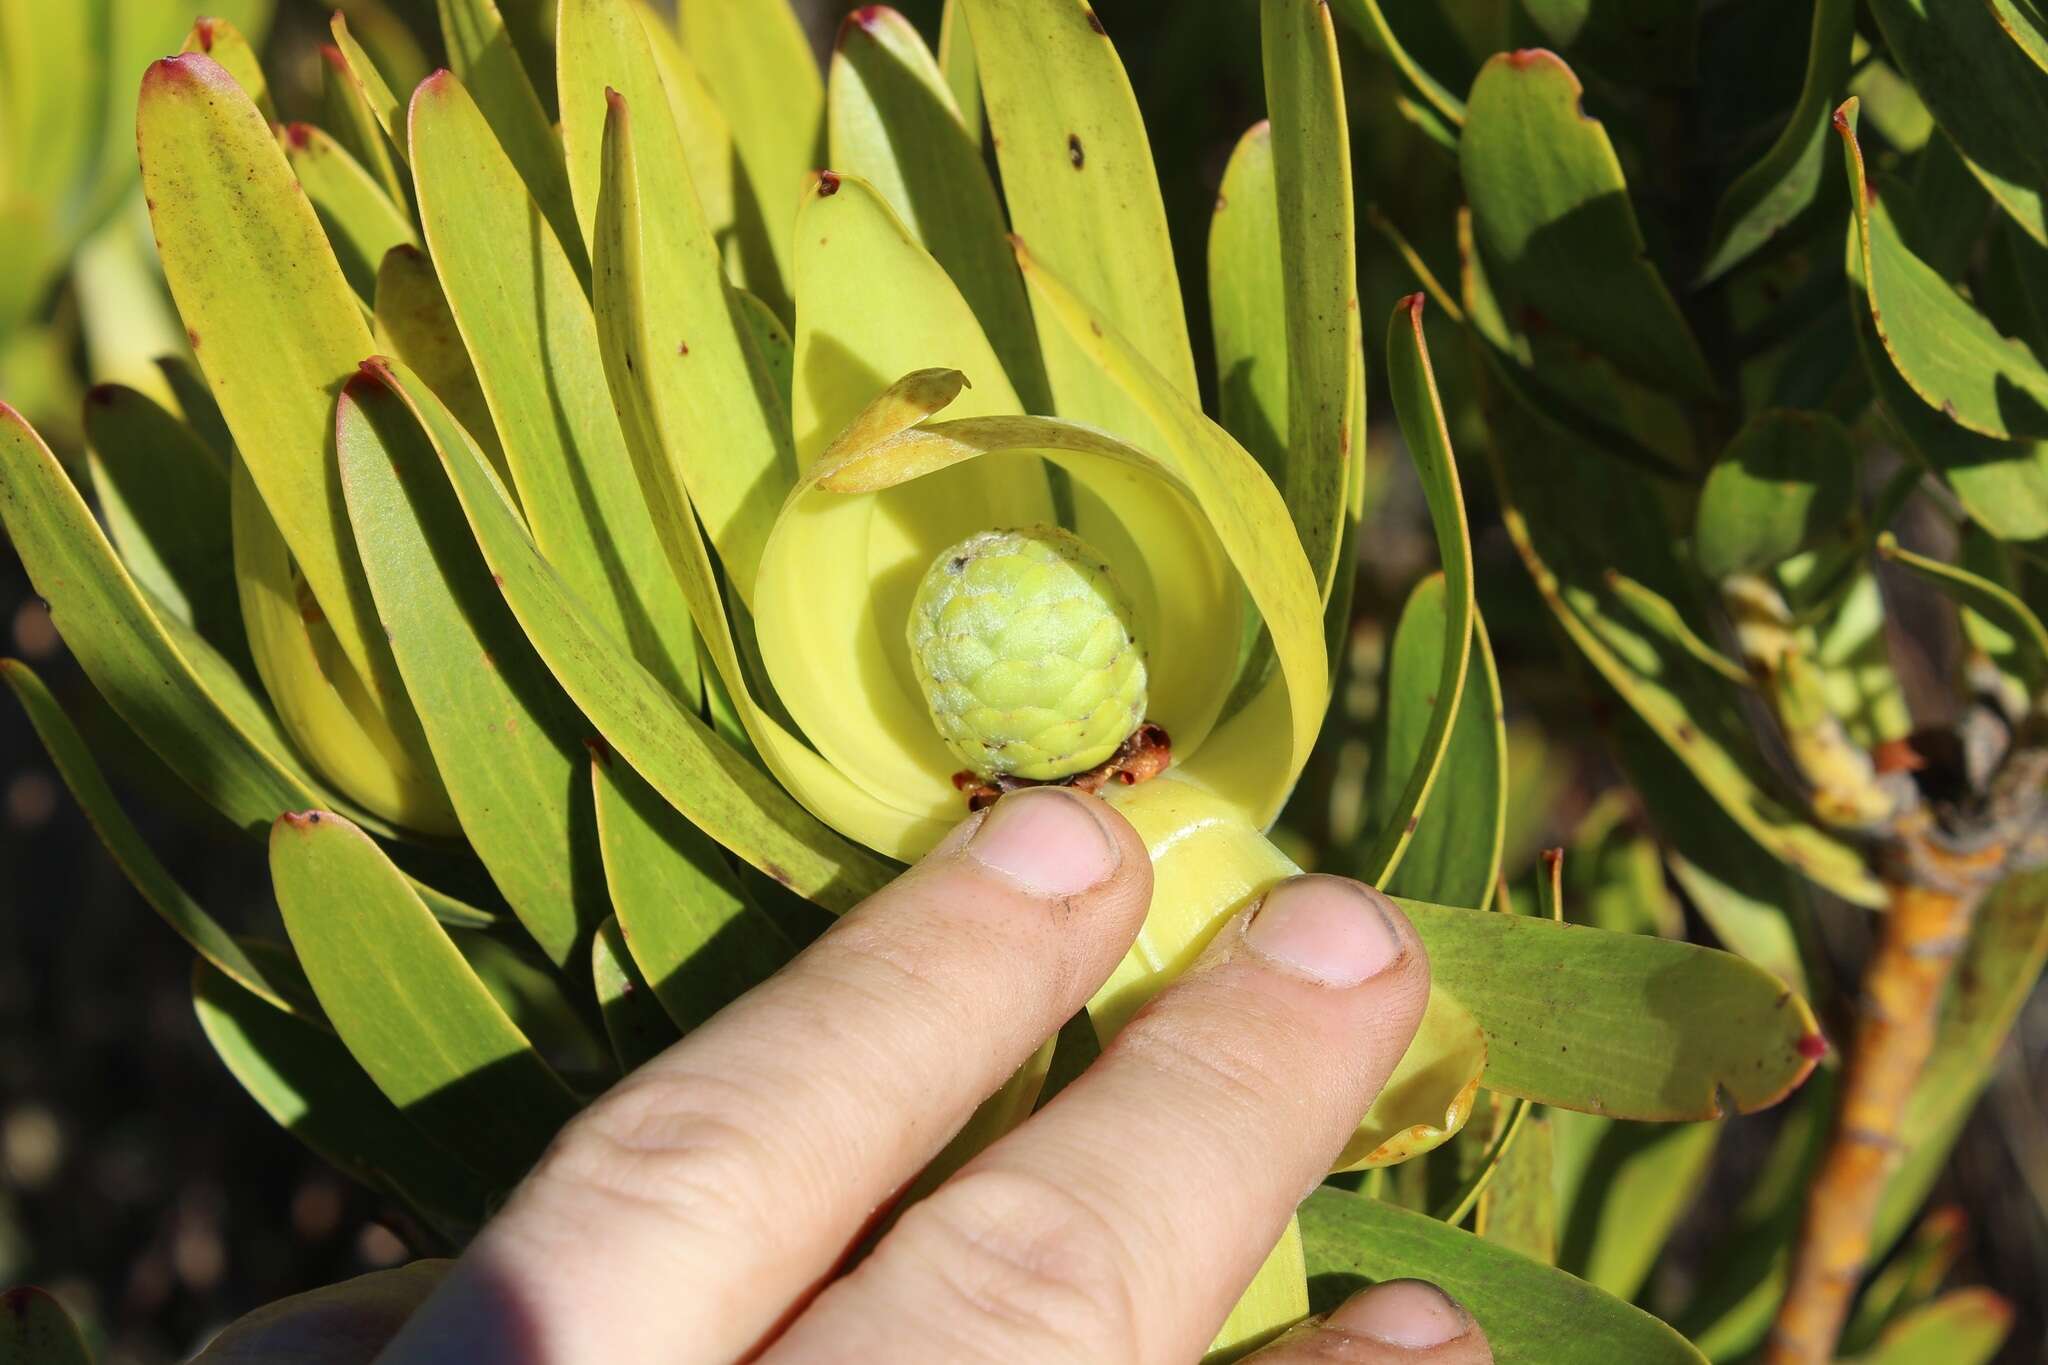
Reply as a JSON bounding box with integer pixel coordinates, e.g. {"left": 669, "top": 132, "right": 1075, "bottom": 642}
{"left": 605, "top": 86, "right": 627, "bottom": 115}
{"left": 843, "top": 5, "right": 892, "bottom": 43}
{"left": 146, "top": 52, "right": 232, "bottom": 90}
{"left": 817, "top": 170, "right": 841, "bottom": 196}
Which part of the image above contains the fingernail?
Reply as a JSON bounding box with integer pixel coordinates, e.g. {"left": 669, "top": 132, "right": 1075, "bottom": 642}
{"left": 967, "top": 787, "right": 1121, "bottom": 896}
{"left": 1241, "top": 875, "right": 1405, "bottom": 987}
{"left": 1330, "top": 1279, "right": 1471, "bottom": 1348}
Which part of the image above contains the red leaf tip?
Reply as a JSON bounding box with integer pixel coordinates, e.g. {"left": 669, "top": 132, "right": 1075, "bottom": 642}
{"left": 605, "top": 85, "right": 627, "bottom": 114}
{"left": 193, "top": 17, "right": 217, "bottom": 50}
{"left": 1796, "top": 1032, "right": 1828, "bottom": 1060}
{"left": 284, "top": 121, "right": 313, "bottom": 149}
{"left": 817, "top": 170, "right": 841, "bottom": 197}
{"left": 318, "top": 43, "right": 346, "bottom": 70}
{"left": 278, "top": 810, "right": 324, "bottom": 830}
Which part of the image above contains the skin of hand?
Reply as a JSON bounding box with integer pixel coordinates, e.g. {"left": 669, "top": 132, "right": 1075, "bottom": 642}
{"left": 205, "top": 786, "right": 1493, "bottom": 1364}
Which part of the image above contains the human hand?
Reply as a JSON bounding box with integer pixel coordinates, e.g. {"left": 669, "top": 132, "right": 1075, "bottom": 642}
{"left": 210, "top": 786, "right": 1492, "bottom": 1363}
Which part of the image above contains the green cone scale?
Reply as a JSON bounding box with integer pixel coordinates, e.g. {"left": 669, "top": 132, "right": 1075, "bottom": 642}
{"left": 906, "top": 525, "right": 1148, "bottom": 781}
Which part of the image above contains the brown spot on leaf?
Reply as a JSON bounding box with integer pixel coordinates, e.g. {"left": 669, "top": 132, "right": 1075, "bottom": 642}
{"left": 764, "top": 862, "right": 795, "bottom": 888}
{"left": 584, "top": 736, "right": 612, "bottom": 766}
{"left": 1068, "top": 134, "right": 1085, "bottom": 169}
{"left": 1086, "top": 8, "right": 1106, "bottom": 33}
{"left": 678, "top": 340, "right": 690, "bottom": 356}
{"left": 186, "top": 328, "right": 202, "bottom": 350}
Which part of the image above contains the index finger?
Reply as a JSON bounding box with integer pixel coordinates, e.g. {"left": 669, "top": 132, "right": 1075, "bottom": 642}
{"left": 379, "top": 786, "right": 1153, "bottom": 1365}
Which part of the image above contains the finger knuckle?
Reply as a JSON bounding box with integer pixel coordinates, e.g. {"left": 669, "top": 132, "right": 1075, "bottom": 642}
{"left": 527, "top": 1077, "right": 779, "bottom": 1238}
{"left": 890, "top": 1166, "right": 1144, "bottom": 1357}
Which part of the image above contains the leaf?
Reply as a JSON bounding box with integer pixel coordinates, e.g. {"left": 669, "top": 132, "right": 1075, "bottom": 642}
{"left": 80, "top": 383, "right": 245, "bottom": 671}
{"left": 1260, "top": 0, "right": 1361, "bottom": 604}
{"left": 1989, "top": 0, "right": 2048, "bottom": 75}
{"left": 271, "top": 809, "right": 582, "bottom": 1190}
{"left": 591, "top": 914, "right": 680, "bottom": 1071}
{"left": 0, "top": 1287, "right": 91, "bottom": 1365}
{"left": 591, "top": 748, "right": 794, "bottom": 1032}
{"left": 1, "top": 658, "right": 311, "bottom": 1014}
{"left": 327, "top": 12, "right": 405, "bottom": 160}
{"left": 1209, "top": 122, "right": 1288, "bottom": 490}
{"left": 1837, "top": 99, "right": 2048, "bottom": 442}
{"left": 1356, "top": 298, "right": 1474, "bottom": 885}
{"left": 282, "top": 121, "right": 418, "bottom": 303}
{"left": 677, "top": 0, "right": 822, "bottom": 320}
{"left": 318, "top": 42, "right": 408, "bottom": 215}
{"left": 1850, "top": 287, "right": 2048, "bottom": 541}
{"left": 228, "top": 447, "right": 458, "bottom": 838}
{"left": 409, "top": 70, "right": 702, "bottom": 705}
{"left": 1697, "top": 0, "right": 1856, "bottom": 284}
{"left": 962, "top": 0, "right": 1199, "bottom": 425}
{"left": 634, "top": 2, "right": 737, "bottom": 258}
{"left": 1695, "top": 408, "right": 1858, "bottom": 580}
{"left": 192, "top": 958, "right": 495, "bottom": 1237}
{"left": 1461, "top": 51, "right": 1715, "bottom": 399}
{"left": 1337, "top": 0, "right": 1466, "bottom": 129}
{"left": 570, "top": 5, "right": 795, "bottom": 606}
{"left": 1478, "top": 1113, "right": 1556, "bottom": 1264}
{"left": 3, "top": 394, "right": 496, "bottom": 927}
{"left": 937, "top": 0, "right": 983, "bottom": 140}
{"left": 828, "top": 5, "right": 1048, "bottom": 413}
{"left": 1399, "top": 897, "right": 1823, "bottom": 1119}
{"left": 181, "top": 15, "right": 272, "bottom": 119}
{"left": 1480, "top": 379, "right": 1883, "bottom": 907}
{"left": 0, "top": 401, "right": 329, "bottom": 834}
{"left": 1383, "top": 611, "right": 1506, "bottom": 911}
{"left": 435, "top": 0, "right": 588, "bottom": 283}
{"left": 336, "top": 375, "right": 605, "bottom": 970}
{"left": 1299, "top": 1188, "right": 1709, "bottom": 1364}
{"left": 1846, "top": 1289, "right": 2013, "bottom": 1365}
{"left": 139, "top": 53, "right": 388, "bottom": 692}
{"left": 372, "top": 245, "right": 508, "bottom": 487}
{"left": 1866, "top": 0, "right": 2048, "bottom": 245}
{"left": 360, "top": 358, "right": 895, "bottom": 912}
{"left": 1877, "top": 531, "right": 2048, "bottom": 678}
{"left": 1551, "top": 1112, "right": 1721, "bottom": 1302}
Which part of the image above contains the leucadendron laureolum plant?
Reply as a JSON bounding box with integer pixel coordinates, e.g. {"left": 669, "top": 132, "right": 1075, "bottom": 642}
{"left": 0, "top": 1, "right": 1864, "bottom": 1359}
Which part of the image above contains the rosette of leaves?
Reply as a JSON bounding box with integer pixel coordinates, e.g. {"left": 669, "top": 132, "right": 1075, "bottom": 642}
{"left": 1352, "top": 0, "right": 2048, "bottom": 1359}
{"left": 0, "top": 0, "right": 1827, "bottom": 1356}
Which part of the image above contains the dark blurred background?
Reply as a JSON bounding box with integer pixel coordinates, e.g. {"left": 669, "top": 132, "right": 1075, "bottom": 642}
{"left": 2, "top": 1, "right": 2043, "bottom": 1360}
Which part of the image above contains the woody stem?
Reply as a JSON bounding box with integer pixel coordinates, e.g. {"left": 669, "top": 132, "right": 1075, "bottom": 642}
{"left": 1764, "top": 821, "right": 2001, "bottom": 1364}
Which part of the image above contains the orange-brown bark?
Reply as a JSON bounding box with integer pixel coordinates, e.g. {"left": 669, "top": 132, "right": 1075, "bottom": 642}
{"left": 1765, "top": 828, "right": 2003, "bottom": 1364}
